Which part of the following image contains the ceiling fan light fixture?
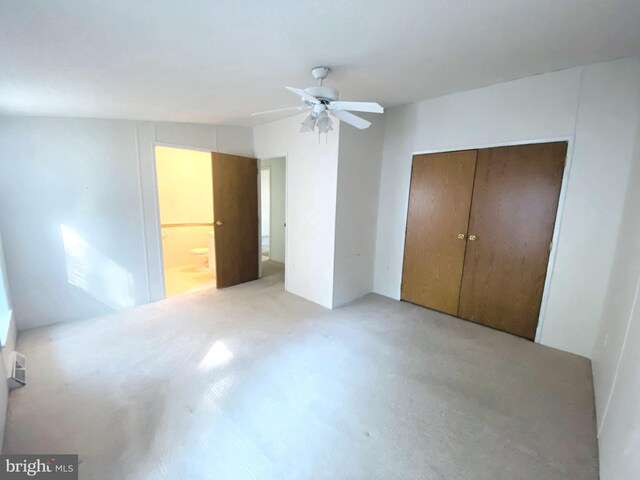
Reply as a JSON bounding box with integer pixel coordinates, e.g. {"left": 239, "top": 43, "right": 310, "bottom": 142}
{"left": 316, "top": 111, "right": 333, "bottom": 134}
{"left": 299, "top": 113, "right": 316, "bottom": 133}
{"left": 317, "top": 123, "right": 332, "bottom": 134}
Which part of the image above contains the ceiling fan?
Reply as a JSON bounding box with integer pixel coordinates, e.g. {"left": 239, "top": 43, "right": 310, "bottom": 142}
{"left": 252, "top": 66, "right": 384, "bottom": 133}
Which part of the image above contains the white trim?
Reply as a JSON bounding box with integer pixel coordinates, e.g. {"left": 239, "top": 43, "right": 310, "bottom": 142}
{"left": 535, "top": 138, "right": 574, "bottom": 343}
{"left": 598, "top": 271, "right": 640, "bottom": 433}
{"left": 136, "top": 123, "right": 167, "bottom": 302}
{"left": 150, "top": 143, "right": 166, "bottom": 299}
{"left": 153, "top": 141, "right": 216, "bottom": 153}
{"left": 152, "top": 158, "right": 165, "bottom": 298}
{"left": 257, "top": 157, "right": 263, "bottom": 279}
{"left": 401, "top": 136, "right": 573, "bottom": 344}
{"left": 134, "top": 124, "right": 153, "bottom": 301}
{"left": 410, "top": 136, "right": 573, "bottom": 156}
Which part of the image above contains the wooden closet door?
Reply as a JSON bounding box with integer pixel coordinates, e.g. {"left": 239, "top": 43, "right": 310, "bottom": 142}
{"left": 458, "top": 142, "right": 567, "bottom": 339}
{"left": 401, "top": 151, "right": 477, "bottom": 315}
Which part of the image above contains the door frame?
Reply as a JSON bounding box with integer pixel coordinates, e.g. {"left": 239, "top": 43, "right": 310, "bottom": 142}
{"left": 403, "top": 136, "right": 573, "bottom": 344}
{"left": 257, "top": 154, "right": 289, "bottom": 291}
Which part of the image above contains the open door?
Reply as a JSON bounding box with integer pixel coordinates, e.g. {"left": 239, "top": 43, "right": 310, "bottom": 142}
{"left": 211, "top": 152, "right": 259, "bottom": 288}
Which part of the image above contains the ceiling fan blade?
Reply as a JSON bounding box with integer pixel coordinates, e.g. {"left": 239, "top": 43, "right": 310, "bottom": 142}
{"left": 330, "top": 101, "right": 384, "bottom": 114}
{"left": 285, "top": 86, "right": 320, "bottom": 104}
{"left": 331, "top": 110, "right": 372, "bottom": 129}
{"left": 251, "top": 105, "right": 310, "bottom": 116}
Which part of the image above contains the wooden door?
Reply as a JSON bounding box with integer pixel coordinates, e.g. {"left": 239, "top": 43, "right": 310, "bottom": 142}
{"left": 458, "top": 142, "right": 567, "bottom": 339}
{"left": 401, "top": 151, "right": 477, "bottom": 315}
{"left": 211, "top": 152, "right": 259, "bottom": 288}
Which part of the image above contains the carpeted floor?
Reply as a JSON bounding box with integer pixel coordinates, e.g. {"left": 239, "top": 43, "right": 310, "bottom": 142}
{"left": 4, "top": 263, "right": 598, "bottom": 479}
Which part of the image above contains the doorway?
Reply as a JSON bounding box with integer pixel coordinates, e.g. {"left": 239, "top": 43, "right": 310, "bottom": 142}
{"left": 155, "top": 146, "right": 216, "bottom": 297}
{"left": 154, "top": 147, "right": 261, "bottom": 297}
{"left": 260, "top": 157, "right": 286, "bottom": 279}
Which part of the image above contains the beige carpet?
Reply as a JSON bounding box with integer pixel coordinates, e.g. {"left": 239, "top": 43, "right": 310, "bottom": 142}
{"left": 4, "top": 263, "right": 597, "bottom": 479}
{"left": 261, "top": 259, "right": 283, "bottom": 278}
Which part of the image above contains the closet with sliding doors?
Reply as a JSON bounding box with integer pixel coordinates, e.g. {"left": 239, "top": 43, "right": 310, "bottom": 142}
{"left": 401, "top": 142, "right": 567, "bottom": 340}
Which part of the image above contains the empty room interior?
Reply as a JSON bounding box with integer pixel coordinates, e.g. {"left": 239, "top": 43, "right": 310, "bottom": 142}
{"left": 0, "top": 1, "right": 639, "bottom": 479}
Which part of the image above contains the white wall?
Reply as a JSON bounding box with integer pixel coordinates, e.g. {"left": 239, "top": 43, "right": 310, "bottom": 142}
{"left": 543, "top": 57, "right": 640, "bottom": 357}
{"left": 0, "top": 230, "right": 14, "bottom": 451}
{"left": 333, "top": 116, "right": 385, "bottom": 307}
{"left": 0, "top": 117, "right": 253, "bottom": 330}
{"left": 253, "top": 114, "right": 340, "bottom": 308}
{"left": 0, "top": 117, "right": 148, "bottom": 329}
{"left": 0, "top": 347, "right": 6, "bottom": 452}
{"left": 0, "top": 230, "right": 17, "bottom": 361}
{"left": 373, "top": 56, "right": 640, "bottom": 357}
{"left": 269, "top": 157, "right": 286, "bottom": 264}
{"left": 591, "top": 110, "right": 640, "bottom": 479}
{"left": 0, "top": 230, "right": 13, "bottom": 346}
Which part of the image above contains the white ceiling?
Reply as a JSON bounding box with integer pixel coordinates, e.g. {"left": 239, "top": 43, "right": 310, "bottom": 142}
{"left": 1, "top": 0, "right": 639, "bottom": 126}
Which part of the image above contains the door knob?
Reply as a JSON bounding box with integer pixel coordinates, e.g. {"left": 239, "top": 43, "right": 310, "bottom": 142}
{"left": 457, "top": 233, "right": 466, "bottom": 240}
{"left": 215, "top": 220, "right": 223, "bottom": 226}
{"left": 469, "top": 234, "right": 477, "bottom": 241}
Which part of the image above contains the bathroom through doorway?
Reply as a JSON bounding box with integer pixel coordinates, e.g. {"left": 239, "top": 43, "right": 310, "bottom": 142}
{"left": 155, "top": 146, "right": 217, "bottom": 297}
{"left": 154, "top": 146, "right": 262, "bottom": 298}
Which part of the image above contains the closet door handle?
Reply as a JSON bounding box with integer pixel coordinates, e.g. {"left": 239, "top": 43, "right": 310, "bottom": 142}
{"left": 469, "top": 234, "right": 477, "bottom": 241}
{"left": 457, "top": 233, "right": 466, "bottom": 240}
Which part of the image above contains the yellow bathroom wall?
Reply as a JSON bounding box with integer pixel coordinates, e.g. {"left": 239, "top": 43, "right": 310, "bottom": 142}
{"left": 155, "top": 146, "right": 213, "bottom": 224}
{"left": 160, "top": 225, "right": 212, "bottom": 269}
{"left": 155, "top": 147, "right": 214, "bottom": 269}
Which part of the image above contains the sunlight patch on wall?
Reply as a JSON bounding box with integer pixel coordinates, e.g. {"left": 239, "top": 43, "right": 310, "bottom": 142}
{"left": 60, "top": 224, "right": 135, "bottom": 309}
